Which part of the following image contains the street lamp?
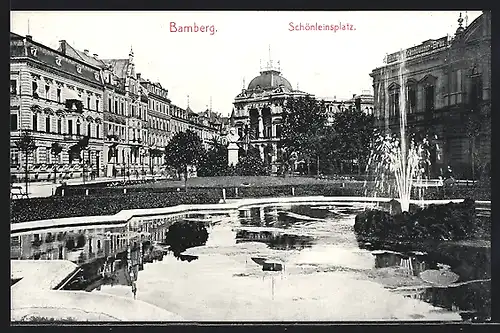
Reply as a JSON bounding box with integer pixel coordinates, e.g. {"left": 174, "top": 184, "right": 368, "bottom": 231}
{"left": 141, "top": 148, "right": 146, "bottom": 180}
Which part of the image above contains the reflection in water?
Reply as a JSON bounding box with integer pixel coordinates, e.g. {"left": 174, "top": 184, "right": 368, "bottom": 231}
{"left": 371, "top": 247, "right": 491, "bottom": 318}
{"left": 235, "top": 229, "right": 313, "bottom": 250}
{"left": 165, "top": 221, "right": 209, "bottom": 257}
{"left": 11, "top": 204, "right": 490, "bottom": 321}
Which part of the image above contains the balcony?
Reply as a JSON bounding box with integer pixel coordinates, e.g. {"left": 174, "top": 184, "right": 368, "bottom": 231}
{"left": 63, "top": 134, "right": 85, "bottom": 142}
{"left": 129, "top": 138, "right": 143, "bottom": 145}
{"left": 107, "top": 133, "right": 121, "bottom": 141}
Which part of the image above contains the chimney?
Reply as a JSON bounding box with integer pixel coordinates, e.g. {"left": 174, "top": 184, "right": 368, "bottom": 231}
{"left": 137, "top": 73, "right": 141, "bottom": 80}
{"left": 59, "top": 40, "right": 67, "bottom": 54}
{"left": 353, "top": 94, "right": 356, "bottom": 98}
{"left": 26, "top": 35, "right": 33, "bottom": 40}
{"left": 84, "top": 49, "right": 89, "bottom": 55}
{"left": 93, "top": 53, "right": 98, "bottom": 59}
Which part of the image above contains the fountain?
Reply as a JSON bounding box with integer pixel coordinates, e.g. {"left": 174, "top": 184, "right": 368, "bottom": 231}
{"left": 364, "top": 49, "right": 431, "bottom": 212}
{"left": 356, "top": 49, "right": 478, "bottom": 244}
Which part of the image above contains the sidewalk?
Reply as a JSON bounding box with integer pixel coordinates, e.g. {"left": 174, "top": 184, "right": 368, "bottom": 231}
{"left": 11, "top": 175, "right": 165, "bottom": 199}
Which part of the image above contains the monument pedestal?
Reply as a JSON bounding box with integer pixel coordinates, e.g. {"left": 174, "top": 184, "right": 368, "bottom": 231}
{"left": 228, "top": 143, "right": 239, "bottom": 166}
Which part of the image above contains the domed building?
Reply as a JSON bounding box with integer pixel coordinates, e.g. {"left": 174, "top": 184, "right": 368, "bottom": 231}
{"left": 231, "top": 58, "right": 312, "bottom": 173}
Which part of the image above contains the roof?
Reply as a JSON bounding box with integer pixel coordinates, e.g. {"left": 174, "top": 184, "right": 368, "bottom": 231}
{"left": 247, "top": 70, "right": 293, "bottom": 91}
{"left": 57, "top": 41, "right": 108, "bottom": 69}
{"left": 102, "top": 59, "right": 130, "bottom": 79}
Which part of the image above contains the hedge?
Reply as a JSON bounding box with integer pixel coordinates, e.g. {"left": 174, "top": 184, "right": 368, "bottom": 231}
{"left": 12, "top": 183, "right": 490, "bottom": 223}
{"left": 10, "top": 190, "right": 222, "bottom": 223}
{"left": 54, "top": 180, "right": 490, "bottom": 201}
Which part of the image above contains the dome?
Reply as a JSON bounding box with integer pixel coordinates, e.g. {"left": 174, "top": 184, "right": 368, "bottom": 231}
{"left": 247, "top": 70, "right": 293, "bottom": 91}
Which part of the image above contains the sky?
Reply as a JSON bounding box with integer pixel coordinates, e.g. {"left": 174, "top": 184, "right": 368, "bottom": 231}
{"left": 11, "top": 10, "right": 482, "bottom": 117}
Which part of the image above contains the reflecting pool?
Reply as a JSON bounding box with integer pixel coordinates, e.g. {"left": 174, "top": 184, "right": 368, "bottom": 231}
{"left": 11, "top": 202, "right": 490, "bottom": 321}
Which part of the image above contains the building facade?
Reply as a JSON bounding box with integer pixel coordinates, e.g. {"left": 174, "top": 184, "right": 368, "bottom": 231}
{"left": 10, "top": 32, "right": 233, "bottom": 182}
{"left": 322, "top": 91, "right": 374, "bottom": 123}
{"left": 231, "top": 59, "right": 311, "bottom": 173}
{"left": 57, "top": 41, "right": 150, "bottom": 178}
{"left": 189, "top": 108, "right": 223, "bottom": 149}
{"left": 101, "top": 50, "right": 149, "bottom": 178}
{"left": 370, "top": 11, "right": 491, "bottom": 179}
{"left": 140, "top": 78, "right": 171, "bottom": 174}
{"left": 10, "top": 33, "right": 105, "bottom": 182}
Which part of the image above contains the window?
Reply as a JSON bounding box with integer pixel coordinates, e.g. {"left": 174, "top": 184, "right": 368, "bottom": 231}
{"left": 46, "top": 147, "right": 52, "bottom": 164}
{"left": 57, "top": 88, "right": 61, "bottom": 102}
{"left": 109, "top": 98, "right": 112, "bottom": 112}
{"left": 32, "top": 81, "right": 39, "bottom": 98}
{"left": 76, "top": 121, "right": 81, "bottom": 135}
{"left": 46, "top": 116, "right": 51, "bottom": 132}
{"left": 451, "top": 71, "right": 457, "bottom": 92}
{"left": 45, "top": 85, "right": 50, "bottom": 99}
{"left": 121, "top": 102, "right": 124, "bottom": 115}
{"left": 470, "top": 75, "right": 483, "bottom": 109}
{"left": 407, "top": 85, "right": 417, "bottom": 113}
{"left": 10, "top": 80, "right": 17, "bottom": 95}
{"left": 87, "top": 123, "right": 92, "bottom": 137}
{"left": 11, "top": 114, "right": 18, "bottom": 131}
{"left": 96, "top": 124, "right": 100, "bottom": 138}
{"left": 57, "top": 119, "right": 62, "bottom": 134}
{"left": 96, "top": 99, "right": 99, "bottom": 112}
{"left": 33, "top": 113, "right": 38, "bottom": 131}
{"left": 424, "top": 85, "right": 435, "bottom": 112}
{"left": 389, "top": 91, "right": 400, "bottom": 117}
{"left": 68, "top": 120, "right": 73, "bottom": 135}
{"left": 10, "top": 148, "right": 19, "bottom": 167}
{"left": 87, "top": 97, "right": 91, "bottom": 109}
{"left": 115, "top": 101, "right": 119, "bottom": 114}
{"left": 33, "top": 147, "right": 39, "bottom": 165}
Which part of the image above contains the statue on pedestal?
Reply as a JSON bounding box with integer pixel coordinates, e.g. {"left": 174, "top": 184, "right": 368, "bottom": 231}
{"left": 227, "top": 127, "right": 240, "bottom": 166}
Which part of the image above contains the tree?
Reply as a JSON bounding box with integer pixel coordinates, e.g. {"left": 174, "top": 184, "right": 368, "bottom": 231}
{"left": 327, "top": 108, "right": 375, "bottom": 174}
{"left": 164, "top": 130, "right": 204, "bottom": 191}
{"left": 15, "top": 130, "right": 37, "bottom": 194}
{"left": 197, "top": 138, "right": 229, "bottom": 177}
{"left": 50, "top": 142, "right": 63, "bottom": 184}
{"left": 234, "top": 146, "right": 269, "bottom": 176}
{"left": 281, "top": 96, "right": 328, "bottom": 175}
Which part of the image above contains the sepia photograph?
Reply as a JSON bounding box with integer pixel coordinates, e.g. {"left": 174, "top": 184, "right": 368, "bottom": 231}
{"left": 10, "top": 10, "right": 491, "bottom": 323}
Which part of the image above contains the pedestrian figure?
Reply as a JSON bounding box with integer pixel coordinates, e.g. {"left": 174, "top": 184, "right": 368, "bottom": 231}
{"left": 132, "top": 282, "right": 137, "bottom": 299}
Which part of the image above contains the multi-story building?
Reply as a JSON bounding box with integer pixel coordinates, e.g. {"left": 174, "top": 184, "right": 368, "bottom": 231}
{"left": 10, "top": 32, "right": 105, "bottom": 182}
{"left": 188, "top": 108, "right": 223, "bottom": 149}
{"left": 370, "top": 11, "right": 491, "bottom": 178}
{"left": 231, "top": 59, "right": 312, "bottom": 173}
{"left": 101, "top": 49, "right": 149, "bottom": 177}
{"left": 140, "top": 78, "right": 171, "bottom": 174}
{"left": 321, "top": 91, "right": 374, "bottom": 123}
{"left": 10, "top": 33, "right": 228, "bottom": 182}
{"left": 58, "top": 42, "right": 149, "bottom": 178}
{"left": 170, "top": 104, "right": 190, "bottom": 137}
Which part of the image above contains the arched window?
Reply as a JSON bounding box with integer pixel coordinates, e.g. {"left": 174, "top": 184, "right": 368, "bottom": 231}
{"left": 46, "top": 116, "right": 51, "bottom": 133}
{"left": 406, "top": 79, "right": 417, "bottom": 114}
{"left": 33, "top": 113, "right": 38, "bottom": 131}
{"left": 420, "top": 75, "right": 437, "bottom": 113}
{"left": 388, "top": 83, "right": 400, "bottom": 118}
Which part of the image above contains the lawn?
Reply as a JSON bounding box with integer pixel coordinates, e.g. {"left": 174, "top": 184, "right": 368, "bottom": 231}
{"left": 128, "top": 176, "right": 363, "bottom": 189}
